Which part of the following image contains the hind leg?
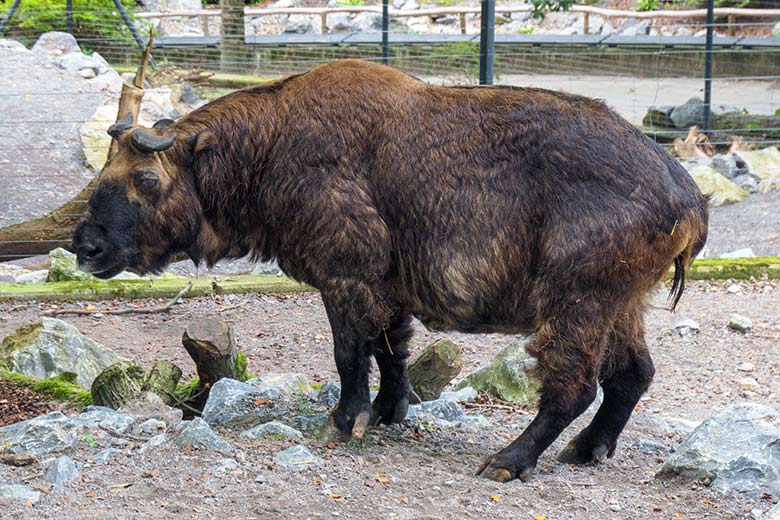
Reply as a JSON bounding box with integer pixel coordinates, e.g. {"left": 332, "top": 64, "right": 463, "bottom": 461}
{"left": 478, "top": 298, "right": 612, "bottom": 482}
{"left": 370, "top": 314, "right": 413, "bottom": 425}
{"left": 557, "top": 303, "right": 655, "bottom": 465}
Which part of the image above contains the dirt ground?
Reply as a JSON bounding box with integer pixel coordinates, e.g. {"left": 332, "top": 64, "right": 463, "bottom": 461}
{"left": 0, "top": 278, "right": 778, "bottom": 519}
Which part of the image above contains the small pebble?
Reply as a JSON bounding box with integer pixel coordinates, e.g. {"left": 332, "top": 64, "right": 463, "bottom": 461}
{"left": 737, "top": 362, "right": 755, "bottom": 372}
{"left": 739, "top": 377, "right": 760, "bottom": 392}
{"left": 727, "top": 284, "right": 741, "bottom": 294}
{"left": 729, "top": 314, "right": 753, "bottom": 333}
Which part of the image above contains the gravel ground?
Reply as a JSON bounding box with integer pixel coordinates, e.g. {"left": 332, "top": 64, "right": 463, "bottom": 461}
{"left": 0, "top": 279, "right": 778, "bottom": 519}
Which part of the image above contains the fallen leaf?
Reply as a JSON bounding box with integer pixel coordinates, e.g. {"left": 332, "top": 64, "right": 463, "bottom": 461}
{"left": 25, "top": 501, "right": 33, "bottom": 508}
{"left": 377, "top": 475, "right": 390, "bottom": 485}
{"left": 329, "top": 493, "right": 344, "bottom": 502}
{"left": 364, "top": 480, "right": 374, "bottom": 488}
{"left": 674, "top": 513, "right": 683, "bottom": 518}
{"left": 311, "top": 476, "right": 322, "bottom": 485}
{"left": 490, "top": 495, "right": 502, "bottom": 502}
{"left": 324, "top": 442, "right": 338, "bottom": 449}
{"left": 86, "top": 492, "right": 96, "bottom": 498}
{"left": 254, "top": 400, "right": 269, "bottom": 406}
{"left": 533, "top": 516, "right": 546, "bottom": 520}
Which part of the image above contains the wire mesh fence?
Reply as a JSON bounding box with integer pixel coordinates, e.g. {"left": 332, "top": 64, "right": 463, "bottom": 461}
{"left": 1, "top": 1, "right": 779, "bottom": 259}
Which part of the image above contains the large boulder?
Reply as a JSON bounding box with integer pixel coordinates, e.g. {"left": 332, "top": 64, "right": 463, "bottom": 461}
{"left": 455, "top": 339, "right": 539, "bottom": 403}
{"left": 686, "top": 164, "right": 748, "bottom": 206}
{"left": 201, "top": 378, "right": 281, "bottom": 427}
{"left": 1, "top": 318, "right": 122, "bottom": 390}
{"left": 658, "top": 403, "right": 780, "bottom": 498}
{"left": 0, "top": 412, "right": 83, "bottom": 456}
{"left": 32, "top": 32, "right": 122, "bottom": 92}
{"left": 735, "top": 147, "right": 780, "bottom": 194}
{"left": 670, "top": 97, "right": 706, "bottom": 129}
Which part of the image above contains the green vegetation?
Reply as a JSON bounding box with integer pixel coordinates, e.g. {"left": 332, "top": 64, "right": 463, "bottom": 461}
{"left": 0, "top": 370, "right": 93, "bottom": 407}
{"left": 0, "top": 0, "right": 139, "bottom": 49}
{"left": 430, "top": 41, "right": 481, "bottom": 80}
{"left": 529, "top": 0, "right": 574, "bottom": 20}
{"left": 337, "top": 0, "right": 365, "bottom": 5}
{"left": 636, "top": 0, "right": 661, "bottom": 11}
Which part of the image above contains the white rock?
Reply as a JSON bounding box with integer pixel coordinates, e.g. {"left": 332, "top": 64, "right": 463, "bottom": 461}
{"left": 738, "top": 362, "right": 755, "bottom": 373}
{"left": 674, "top": 319, "right": 700, "bottom": 336}
{"left": 740, "top": 377, "right": 760, "bottom": 392}
{"left": 729, "top": 314, "right": 753, "bottom": 333}
{"left": 727, "top": 284, "right": 741, "bottom": 294}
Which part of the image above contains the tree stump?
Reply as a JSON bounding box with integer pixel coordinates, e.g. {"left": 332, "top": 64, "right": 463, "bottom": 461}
{"left": 407, "top": 339, "right": 463, "bottom": 402}
{"left": 142, "top": 361, "right": 182, "bottom": 406}
{"left": 91, "top": 361, "right": 146, "bottom": 409}
{"left": 181, "top": 319, "right": 239, "bottom": 411}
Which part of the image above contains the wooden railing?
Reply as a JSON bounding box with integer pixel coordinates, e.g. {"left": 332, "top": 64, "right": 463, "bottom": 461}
{"left": 137, "top": 5, "right": 780, "bottom": 37}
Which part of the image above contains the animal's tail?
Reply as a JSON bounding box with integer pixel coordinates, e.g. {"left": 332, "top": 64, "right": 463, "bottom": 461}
{"left": 668, "top": 198, "right": 709, "bottom": 311}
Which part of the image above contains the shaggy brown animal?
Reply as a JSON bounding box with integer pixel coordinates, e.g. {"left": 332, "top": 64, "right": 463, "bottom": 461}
{"left": 73, "top": 59, "right": 708, "bottom": 482}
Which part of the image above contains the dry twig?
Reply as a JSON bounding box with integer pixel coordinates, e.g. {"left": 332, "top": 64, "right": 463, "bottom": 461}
{"left": 40, "top": 282, "right": 193, "bottom": 317}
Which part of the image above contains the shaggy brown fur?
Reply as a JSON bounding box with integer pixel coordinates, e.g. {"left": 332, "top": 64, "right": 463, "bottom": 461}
{"left": 73, "top": 59, "right": 708, "bottom": 482}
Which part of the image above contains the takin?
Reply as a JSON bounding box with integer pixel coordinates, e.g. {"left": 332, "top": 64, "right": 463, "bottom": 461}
{"left": 73, "top": 59, "right": 708, "bottom": 482}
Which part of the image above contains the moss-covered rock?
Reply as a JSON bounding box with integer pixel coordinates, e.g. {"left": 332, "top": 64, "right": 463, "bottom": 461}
{"left": 455, "top": 339, "right": 539, "bottom": 404}
{"left": 688, "top": 165, "right": 748, "bottom": 206}
{"left": 47, "top": 248, "right": 94, "bottom": 282}
{"left": 1, "top": 318, "right": 122, "bottom": 390}
{"left": 90, "top": 361, "right": 146, "bottom": 409}
{"left": 735, "top": 147, "right": 780, "bottom": 194}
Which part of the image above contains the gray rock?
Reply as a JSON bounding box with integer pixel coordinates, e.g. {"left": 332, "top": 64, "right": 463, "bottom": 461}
{"left": 0, "top": 411, "right": 82, "bottom": 455}
{"left": 317, "top": 381, "right": 341, "bottom": 408}
{"left": 46, "top": 248, "right": 92, "bottom": 282}
{"left": 351, "top": 12, "right": 383, "bottom": 32}
{"left": 327, "top": 12, "right": 353, "bottom": 32}
{"left": 439, "top": 386, "right": 478, "bottom": 403}
{"left": 766, "top": 503, "right": 780, "bottom": 520}
{"left": 674, "top": 319, "right": 700, "bottom": 336}
{"left": 290, "top": 413, "right": 329, "bottom": 432}
{"left": 455, "top": 338, "right": 539, "bottom": 403}
{"left": 139, "top": 433, "right": 168, "bottom": 454}
{"left": 458, "top": 414, "right": 492, "bottom": 429}
{"left": 412, "top": 398, "right": 465, "bottom": 422}
{"left": 175, "top": 418, "right": 231, "bottom": 452}
{"left": 14, "top": 269, "right": 50, "bottom": 284}
{"left": 44, "top": 455, "right": 79, "bottom": 483}
{"left": 633, "top": 439, "right": 673, "bottom": 454}
{"left": 1, "top": 317, "right": 123, "bottom": 390}
{"left": 249, "top": 372, "right": 310, "bottom": 395}
{"left": 119, "top": 392, "right": 183, "bottom": 424}
{"left": 201, "top": 378, "right": 280, "bottom": 426}
{"left": 733, "top": 174, "right": 759, "bottom": 194}
{"left": 284, "top": 14, "right": 317, "bottom": 34}
{"left": 729, "top": 314, "right": 753, "bottom": 333}
{"left": 710, "top": 154, "right": 749, "bottom": 180}
{"left": 0, "top": 484, "right": 41, "bottom": 504}
{"left": 241, "top": 421, "right": 303, "bottom": 440}
{"left": 659, "top": 403, "right": 780, "bottom": 497}
{"left": 179, "top": 82, "right": 202, "bottom": 105}
{"left": 72, "top": 406, "right": 136, "bottom": 433}
{"left": 0, "top": 39, "right": 28, "bottom": 52}
{"left": 652, "top": 416, "right": 702, "bottom": 438}
{"left": 31, "top": 31, "right": 81, "bottom": 55}
{"left": 93, "top": 448, "right": 121, "bottom": 464}
{"left": 670, "top": 98, "right": 706, "bottom": 128}
{"left": 131, "top": 419, "right": 167, "bottom": 436}
{"left": 273, "top": 444, "right": 323, "bottom": 470}
{"left": 719, "top": 248, "right": 756, "bottom": 259}
{"left": 619, "top": 19, "right": 650, "bottom": 36}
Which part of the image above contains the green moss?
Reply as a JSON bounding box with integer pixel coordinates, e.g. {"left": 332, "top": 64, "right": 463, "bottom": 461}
{"left": 685, "top": 256, "right": 780, "bottom": 281}
{"left": 0, "top": 274, "right": 315, "bottom": 303}
{"left": 174, "top": 377, "right": 200, "bottom": 402}
{"left": 0, "top": 370, "right": 92, "bottom": 407}
{"left": 310, "top": 383, "right": 323, "bottom": 390}
{"left": 1, "top": 321, "right": 42, "bottom": 358}
{"left": 235, "top": 352, "right": 250, "bottom": 382}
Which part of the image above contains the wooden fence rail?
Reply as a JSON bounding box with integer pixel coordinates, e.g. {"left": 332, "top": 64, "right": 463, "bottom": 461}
{"left": 137, "top": 5, "right": 780, "bottom": 37}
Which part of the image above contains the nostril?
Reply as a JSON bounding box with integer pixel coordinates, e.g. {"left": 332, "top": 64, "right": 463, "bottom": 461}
{"left": 81, "top": 244, "right": 103, "bottom": 261}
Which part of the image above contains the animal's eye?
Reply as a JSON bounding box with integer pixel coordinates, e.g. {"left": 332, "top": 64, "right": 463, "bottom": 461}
{"left": 133, "top": 171, "right": 159, "bottom": 191}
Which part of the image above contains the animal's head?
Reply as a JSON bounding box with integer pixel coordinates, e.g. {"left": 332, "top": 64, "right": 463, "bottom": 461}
{"left": 73, "top": 113, "right": 211, "bottom": 278}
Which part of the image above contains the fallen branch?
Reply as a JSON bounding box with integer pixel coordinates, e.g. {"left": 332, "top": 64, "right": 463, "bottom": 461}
{"left": 40, "top": 282, "right": 193, "bottom": 317}
{"left": 97, "top": 424, "right": 149, "bottom": 443}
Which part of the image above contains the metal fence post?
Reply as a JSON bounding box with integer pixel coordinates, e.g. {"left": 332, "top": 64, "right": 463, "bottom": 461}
{"left": 703, "top": 0, "right": 714, "bottom": 132}
{"left": 381, "top": 0, "right": 389, "bottom": 65}
{"left": 479, "top": 0, "right": 495, "bottom": 85}
{"left": 0, "top": 0, "right": 21, "bottom": 36}
{"left": 66, "top": 0, "right": 74, "bottom": 34}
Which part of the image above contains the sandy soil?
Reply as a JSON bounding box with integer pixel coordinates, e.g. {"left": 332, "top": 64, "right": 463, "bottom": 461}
{"left": 0, "top": 279, "right": 778, "bottom": 519}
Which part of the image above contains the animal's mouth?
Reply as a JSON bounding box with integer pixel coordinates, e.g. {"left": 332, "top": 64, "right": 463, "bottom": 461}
{"left": 78, "top": 260, "right": 129, "bottom": 280}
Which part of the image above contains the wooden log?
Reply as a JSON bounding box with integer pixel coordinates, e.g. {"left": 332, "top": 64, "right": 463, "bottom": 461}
{"left": 143, "top": 360, "right": 182, "bottom": 406}
{"left": 181, "top": 319, "right": 239, "bottom": 411}
{"left": 407, "top": 338, "right": 463, "bottom": 402}
{"left": 91, "top": 361, "right": 146, "bottom": 409}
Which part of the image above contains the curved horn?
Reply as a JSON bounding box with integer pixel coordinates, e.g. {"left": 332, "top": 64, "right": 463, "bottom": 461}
{"left": 130, "top": 127, "right": 176, "bottom": 153}
{"left": 107, "top": 112, "right": 134, "bottom": 139}
{"left": 152, "top": 118, "right": 176, "bottom": 132}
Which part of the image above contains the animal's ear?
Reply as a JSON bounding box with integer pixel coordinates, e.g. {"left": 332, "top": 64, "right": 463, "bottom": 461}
{"left": 191, "top": 130, "right": 217, "bottom": 155}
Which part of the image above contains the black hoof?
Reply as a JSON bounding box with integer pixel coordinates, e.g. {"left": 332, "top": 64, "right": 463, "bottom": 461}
{"left": 322, "top": 403, "right": 371, "bottom": 441}
{"left": 370, "top": 393, "right": 409, "bottom": 425}
{"left": 476, "top": 455, "right": 535, "bottom": 483}
{"left": 556, "top": 433, "right": 614, "bottom": 465}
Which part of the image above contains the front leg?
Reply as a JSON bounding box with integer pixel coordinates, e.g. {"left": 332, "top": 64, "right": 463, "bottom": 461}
{"left": 321, "top": 284, "right": 390, "bottom": 440}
